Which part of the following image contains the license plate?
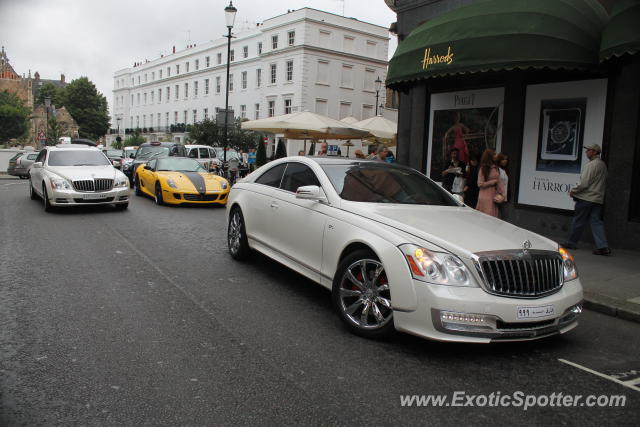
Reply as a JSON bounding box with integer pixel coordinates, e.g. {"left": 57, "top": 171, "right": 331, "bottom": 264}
{"left": 517, "top": 305, "right": 555, "bottom": 319}
{"left": 83, "top": 193, "right": 108, "bottom": 200}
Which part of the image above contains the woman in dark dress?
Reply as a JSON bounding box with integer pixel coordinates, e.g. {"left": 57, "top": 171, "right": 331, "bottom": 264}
{"left": 464, "top": 155, "right": 480, "bottom": 208}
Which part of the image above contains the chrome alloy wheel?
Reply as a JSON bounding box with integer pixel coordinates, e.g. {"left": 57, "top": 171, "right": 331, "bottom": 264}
{"left": 228, "top": 210, "right": 243, "bottom": 255}
{"left": 338, "top": 259, "right": 392, "bottom": 330}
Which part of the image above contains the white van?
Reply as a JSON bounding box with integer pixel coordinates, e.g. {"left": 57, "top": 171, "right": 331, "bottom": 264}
{"left": 184, "top": 145, "right": 221, "bottom": 171}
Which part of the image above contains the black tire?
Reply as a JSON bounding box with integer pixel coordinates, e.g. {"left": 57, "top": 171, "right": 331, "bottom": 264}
{"left": 115, "top": 202, "right": 129, "bottom": 211}
{"left": 134, "top": 175, "right": 143, "bottom": 196}
{"left": 154, "top": 182, "right": 164, "bottom": 205}
{"left": 332, "top": 249, "right": 394, "bottom": 339}
{"left": 29, "top": 178, "right": 38, "bottom": 200}
{"left": 19, "top": 175, "right": 27, "bottom": 180}
{"left": 227, "top": 207, "right": 250, "bottom": 260}
{"left": 42, "top": 185, "right": 54, "bottom": 212}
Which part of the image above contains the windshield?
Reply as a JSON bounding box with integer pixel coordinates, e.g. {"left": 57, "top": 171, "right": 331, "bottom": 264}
{"left": 321, "top": 163, "right": 458, "bottom": 206}
{"left": 105, "top": 150, "right": 123, "bottom": 157}
{"left": 48, "top": 150, "right": 111, "bottom": 167}
{"left": 157, "top": 157, "right": 205, "bottom": 172}
{"left": 135, "top": 146, "right": 170, "bottom": 159}
{"left": 214, "top": 148, "right": 239, "bottom": 161}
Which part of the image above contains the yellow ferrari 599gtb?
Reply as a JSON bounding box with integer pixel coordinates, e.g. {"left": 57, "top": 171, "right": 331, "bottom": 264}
{"left": 134, "top": 157, "right": 230, "bottom": 205}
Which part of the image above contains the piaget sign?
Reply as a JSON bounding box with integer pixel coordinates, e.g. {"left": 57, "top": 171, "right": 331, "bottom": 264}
{"left": 421, "top": 46, "right": 454, "bottom": 70}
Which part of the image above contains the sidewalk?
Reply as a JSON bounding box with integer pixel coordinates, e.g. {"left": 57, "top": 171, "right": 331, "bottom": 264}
{"left": 572, "top": 246, "right": 640, "bottom": 323}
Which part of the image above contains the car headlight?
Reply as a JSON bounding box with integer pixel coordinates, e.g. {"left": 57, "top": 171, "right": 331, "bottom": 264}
{"left": 50, "top": 177, "right": 72, "bottom": 190}
{"left": 400, "top": 244, "right": 477, "bottom": 287}
{"left": 167, "top": 178, "right": 178, "bottom": 189}
{"left": 220, "top": 181, "right": 228, "bottom": 190}
{"left": 559, "top": 247, "right": 578, "bottom": 281}
{"left": 114, "top": 176, "right": 129, "bottom": 188}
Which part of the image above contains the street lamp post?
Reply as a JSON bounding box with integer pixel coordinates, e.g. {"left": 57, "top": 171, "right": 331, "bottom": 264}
{"left": 374, "top": 76, "right": 382, "bottom": 116}
{"left": 116, "top": 116, "right": 122, "bottom": 147}
{"left": 44, "top": 96, "right": 51, "bottom": 147}
{"left": 223, "top": 1, "right": 237, "bottom": 165}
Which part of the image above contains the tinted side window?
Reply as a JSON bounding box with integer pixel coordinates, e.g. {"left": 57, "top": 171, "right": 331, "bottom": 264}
{"left": 36, "top": 150, "right": 46, "bottom": 163}
{"left": 255, "top": 164, "right": 286, "bottom": 188}
{"left": 209, "top": 148, "right": 217, "bottom": 158}
{"left": 199, "top": 148, "right": 210, "bottom": 158}
{"left": 188, "top": 148, "right": 198, "bottom": 158}
{"left": 281, "top": 163, "right": 320, "bottom": 192}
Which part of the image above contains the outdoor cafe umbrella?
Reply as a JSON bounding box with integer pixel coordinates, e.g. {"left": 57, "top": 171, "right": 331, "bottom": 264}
{"left": 241, "top": 111, "right": 370, "bottom": 152}
{"left": 339, "top": 117, "right": 361, "bottom": 156}
{"left": 353, "top": 115, "right": 398, "bottom": 147}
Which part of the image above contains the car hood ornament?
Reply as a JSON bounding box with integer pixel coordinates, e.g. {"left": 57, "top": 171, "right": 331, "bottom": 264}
{"left": 523, "top": 240, "right": 532, "bottom": 250}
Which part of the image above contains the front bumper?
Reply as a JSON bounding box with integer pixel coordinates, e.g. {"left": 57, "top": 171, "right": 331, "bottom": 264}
{"left": 393, "top": 279, "right": 583, "bottom": 343}
{"left": 161, "top": 188, "right": 229, "bottom": 205}
{"left": 48, "top": 187, "right": 131, "bottom": 206}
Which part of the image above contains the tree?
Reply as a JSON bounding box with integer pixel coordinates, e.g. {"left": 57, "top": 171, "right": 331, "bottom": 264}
{"left": 188, "top": 118, "right": 223, "bottom": 146}
{"left": 275, "top": 138, "right": 287, "bottom": 159}
{"left": 35, "top": 83, "right": 64, "bottom": 106}
{"left": 46, "top": 116, "right": 61, "bottom": 146}
{"left": 112, "top": 136, "right": 123, "bottom": 149}
{"left": 256, "top": 136, "right": 267, "bottom": 167}
{"left": 124, "top": 129, "right": 145, "bottom": 146}
{"left": 0, "top": 90, "right": 30, "bottom": 144}
{"left": 62, "top": 77, "right": 110, "bottom": 140}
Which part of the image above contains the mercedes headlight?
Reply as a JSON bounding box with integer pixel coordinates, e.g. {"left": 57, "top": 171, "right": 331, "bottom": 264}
{"left": 50, "top": 177, "right": 72, "bottom": 190}
{"left": 114, "top": 176, "right": 129, "bottom": 188}
{"left": 400, "top": 244, "right": 477, "bottom": 287}
{"left": 167, "top": 178, "right": 178, "bottom": 189}
{"left": 559, "top": 247, "right": 578, "bottom": 281}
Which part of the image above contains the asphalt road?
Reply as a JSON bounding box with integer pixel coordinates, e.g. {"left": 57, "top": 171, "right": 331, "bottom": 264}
{"left": 1, "top": 179, "right": 639, "bottom": 426}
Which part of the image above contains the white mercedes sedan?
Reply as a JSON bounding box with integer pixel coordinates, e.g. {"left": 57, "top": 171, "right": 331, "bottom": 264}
{"left": 29, "top": 144, "right": 130, "bottom": 212}
{"left": 226, "top": 157, "right": 583, "bottom": 343}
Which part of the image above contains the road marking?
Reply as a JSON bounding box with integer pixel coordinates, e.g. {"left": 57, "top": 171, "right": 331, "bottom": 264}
{"left": 558, "top": 358, "right": 640, "bottom": 392}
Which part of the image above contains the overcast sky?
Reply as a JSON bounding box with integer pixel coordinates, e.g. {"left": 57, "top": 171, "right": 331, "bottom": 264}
{"left": 0, "top": 0, "right": 397, "bottom": 122}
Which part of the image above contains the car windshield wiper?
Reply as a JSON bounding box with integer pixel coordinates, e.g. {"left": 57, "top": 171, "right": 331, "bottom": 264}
{"left": 73, "top": 163, "right": 101, "bottom": 166}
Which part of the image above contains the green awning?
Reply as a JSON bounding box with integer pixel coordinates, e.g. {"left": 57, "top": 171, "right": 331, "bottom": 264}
{"left": 600, "top": 0, "right": 640, "bottom": 60}
{"left": 387, "top": 0, "right": 607, "bottom": 85}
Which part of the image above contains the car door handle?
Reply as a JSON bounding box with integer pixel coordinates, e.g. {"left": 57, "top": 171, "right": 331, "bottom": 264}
{"left": 270, "top": 201, "right": 279, "bottom": 209}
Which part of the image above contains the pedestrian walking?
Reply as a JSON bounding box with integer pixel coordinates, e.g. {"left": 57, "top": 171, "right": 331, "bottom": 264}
{"left": 495, "top": 152, "right": 509, "bottom": 220}
{"left": 563, "top": 144, "right": 611, "bottom": 255}
{"left": 475, "top": 149, "right": 505, "bottom": 218}
{"left": 464, "top": 155, "right": 480, "bottom": 208}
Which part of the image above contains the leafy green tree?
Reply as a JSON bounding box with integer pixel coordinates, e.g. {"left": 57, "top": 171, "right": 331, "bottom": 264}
{"left": 256, "top": 137, "right": 267, "bottom": 167}
{"left": 0, "top": 90, "right": 30, "bottom": 143}
{"left": 188, "top": 118, "right": 223, "bottom": 145}
{"left": 62, "top": 77, "right": 110, "bottom": 140}
{"left": 275, "top": 139, "right": 287, "bottom": 159}
{"left": 46, "top": 116, "right": 61, "bottom": 146}
{"left": 35, "top": 83, "right": 64, "bottom": 106}
{"left": 124, "top": 129, "right": 145, "bottom": 146}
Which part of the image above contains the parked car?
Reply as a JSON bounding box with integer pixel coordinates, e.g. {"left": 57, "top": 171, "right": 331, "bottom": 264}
{"left": 185, "top": 144, "right": 221, "bottom": 171}
{"left": 28, "top": 144, "right": 130, "bottom": 211}
{"left": 8, "top": 151, "right": 39, "bottom": 179}
{"left": 122, "top": 141, "right": 186, "bottom": 181}
{"left": 134, "top": 157, "right": 229, "bottom": 205}
{"left": 103, "top": 149, "right": 125, "bottom": 169}
{"left": 226, "top": 157, "right": 582, "bottom": 342}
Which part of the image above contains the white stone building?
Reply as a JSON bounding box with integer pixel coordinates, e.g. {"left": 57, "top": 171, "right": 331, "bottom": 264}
{"left": 111, "top": 8, "right": 391, "bottom": 155}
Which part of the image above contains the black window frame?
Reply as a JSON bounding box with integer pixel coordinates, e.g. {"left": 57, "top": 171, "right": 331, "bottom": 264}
{"left": 280, "top": 162, "right": 321, "bottom": 193}
{"left": 255, "top": 163, "right": 287, "bottom": 188}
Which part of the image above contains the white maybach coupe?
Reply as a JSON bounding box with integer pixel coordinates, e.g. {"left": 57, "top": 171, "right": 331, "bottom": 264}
{"left": 226, "top": 157, "right": 583, "bottom": 343}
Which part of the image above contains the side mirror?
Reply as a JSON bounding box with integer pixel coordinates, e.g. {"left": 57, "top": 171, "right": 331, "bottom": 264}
{"left": 296, "top": 185, "right": 327, "bottom": 203}
{"left": 144, "top": 164, "right": 152, "bottom": 170}
{"left": 129, "top": 153, "right": 136, "bottom": 159}
{"left": 452, "top": 194, "right": 464, "bottom": 205}
{"left": 32, "top": 162, "right": 43, "bottom": 169}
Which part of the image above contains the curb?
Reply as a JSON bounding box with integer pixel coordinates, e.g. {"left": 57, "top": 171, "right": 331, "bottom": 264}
{"left": 583, "top": 291, "right": 640, "bottom": 323}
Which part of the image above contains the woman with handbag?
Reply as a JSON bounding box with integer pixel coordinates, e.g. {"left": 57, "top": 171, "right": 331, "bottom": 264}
{"left": 475, "top": 149, "right": 506, "bottom": 217}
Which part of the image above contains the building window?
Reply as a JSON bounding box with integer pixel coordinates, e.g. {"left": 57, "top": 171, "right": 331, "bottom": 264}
{"left": 339, "top": 102, "right": 352, "bottom": 119}
{"left": 143, "top": 115, "right": 146, "bottom": 127}
{"left": 319, "top": 30, "right": 330, "bottom": 48}
{"left": 152, "top": 72, "right": 155, "bottom": 81}
{"left": 228, "top": 74, "right": 234, "bottom": 92}
{"left": 184, "top": 82, "right": 189, "bottom": 98}
{"left": 258, "top": 42, "right": 262, "bottom": 54}
{"left": 230, "top": 49, "right": 234, "bottom": 62}
{"left": 176, "top": 64, "right": 180, "bottom": 74}
{"left": 286, "top": 60, "right": 293, "bottom": 81}
{"left": 343, "top": 36, "right": 354, "bottom": 53}
{"left": 243, "top": 46, "right": 248, "bottom": 58}
{"left": 166, "top": 86, "right": 170, "bottom": 101}
{"left": 256, "top": 69, "right": 262, "bottom": 87}
{"left": 136, "top": 116, "right": 140, "bottom": 128}
{"left": 144, "top": 93, "right": 147, "bottom": 104}
{"left": 167, "top": 67, "right": 171, "bottom": 77}
{"left": 151, "top": 91, "right": 154, "bottom": 103}
{"left": 362, "top": 104, "right": 374, "bottom": 119}
{"left": 216, "top": 76, "right": 221, "bottom": 93}
{"left": 241, "top": 71, "right": 247, "bottom": 89}
{"left": 137, "top": 76, "right": 140, "bottom": 84}
{"left": 315, "top": 99, "right": 328, "bottom": 116}
{"left": 204, "top": 108, "right": 208, "bottom": 120}
{"left": 206, "top": 56, "right": 210, "bottom": 67}
{"left": 284, "top": 98, "right": 292, "bottom": 114}
{"left": 288, "top": 31, "right": 295, "bottom": 46}
{"left": 240, "top": 104, "right": 246, "bottom": 119}
{"left": 130, "top": 116, "right": 133, "bottom": 127}
{"left": 165, "top": 112, "right": 169, "bottom": 127}
{"left": 137, "top": 93, "right": 140, "bottom": 105}
{"left": 131, "top": 94, "right": 134, "bottom": 105}
{"left": 272, "top": 34, "right": 278, "bottom": 49}
{"left": 317, "top": 60, "right": 329, "bottom": 84}
{"left": 194, "top": 81, "right": 198, "bottom": 96}
{"left": 144, "top": 74, "right": 147, "bottom": 83}
{"left": 186, "top": 62, "right": 190, "bottom": 72}
{"left": 193, "top": 109, "right": 197, "bottom": 123}
{"left": 157, "top": 113, "right": 160, "bottom": 127}
{"left": 366, "top": 40, "right": 377, "bottom": 57}
{"left": 174, "top": 111, "right": 178, "bottom": 124}
{"left": 341, "top": 64, "right": 353, "bottom": 88}
{"left": 364, "top": 69, "right": 375, "bottom": 91}
{"left": 195, "top": 59, "right": 199, "bottom": 70}
{"left": 255, "top": 103, "right": 260, "bottom": 119}
{"left": 183, "top": 110, "right": 187, "bottom": 124}
{"left": 205, "top": 79, "right": 209, "bottom": 95}
{"left": 268, "top": 100, "right": 275, "bottom": 117}
{"left": 175, "top": 84, "right": 179, "bottom": 100}
{"left": 270, "top": 64, "right": 277, "bottom": 84}
{"left": 217, "top": 53, "right": 222, "bottom": 64}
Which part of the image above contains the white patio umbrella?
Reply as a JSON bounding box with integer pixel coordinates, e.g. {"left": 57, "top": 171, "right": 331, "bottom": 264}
{"left": 241, "top": 111, "right": 370, "bottom": 140}
{"left": 340, "top": 116, "right": 360, "bottom": 125}
{"left": 353, "top": 115, "right": 398, "bottom": 147}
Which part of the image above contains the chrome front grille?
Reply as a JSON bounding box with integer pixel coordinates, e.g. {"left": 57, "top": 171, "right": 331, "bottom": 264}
{"left": 72, "top": 179, "right": 114, "bottom": 192}
{"left": 476, "top": 250, "right": 563, "bottom": 298}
